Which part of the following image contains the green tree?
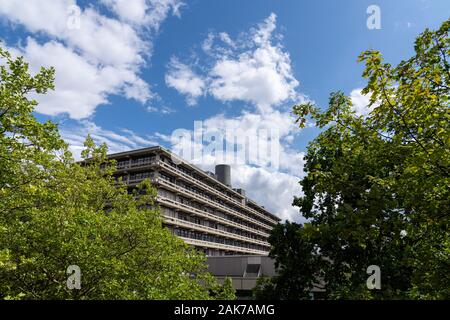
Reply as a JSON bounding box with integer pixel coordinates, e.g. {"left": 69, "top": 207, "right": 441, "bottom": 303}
{"left": 211, "top": 277, "right": 235, "bottom": 300}
{"left": 255, "top": 20, "right": 449, "bottom": 299}
{"left": 0, "top": 45, "right": 235, "bottom": 300}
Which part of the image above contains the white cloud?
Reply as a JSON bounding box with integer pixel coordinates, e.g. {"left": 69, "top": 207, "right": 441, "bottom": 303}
{"left": 102, "top": 0, "right": 148, "bottom": 25}
{"left": 231, "top": 165, "right": 302, "bottom": 222}
{"left": 350, "top": 88, "right": 375, "bottom": 117}
{"left": 61, "top": 120, "right": 157, "bottom": 159}
{"left": 252, "top": 12, "right": 277, "bottom": 46}
{"left": 101, "top": 0, "right": 184, "bottom": 29}
{"left": 201, "top": 110, "right": 304, "bottom": 175}
{"left": 218, "top": 32, "right": 235, "bottom": 48}
{"left": 208, "top": 13, "right": 299, "bottom": 112}
{"left": 0, "top": 0, "right": 182, "bottom": 118}
{"left": 0, "top": 0, "right": 72, "bottom": 35}
{"left": 201, "top": 33, "right": 215, "bottom": 53}
{"left": 165, "top": 57, "right": 205, "bottom": 106}
{"left": 207, "top": 111, "right": 305, "bottom": 222}
{"left": 147, "top": 105, "right": 175, "bottom": 114}
{"left": 8, "top": 38, "right": 150, "bottom": 119}
{"left": 0, "top": 1, "right": 146, "bottom": 66}
{"left": 168, "top": 13, "right": 301, "bottom": 111}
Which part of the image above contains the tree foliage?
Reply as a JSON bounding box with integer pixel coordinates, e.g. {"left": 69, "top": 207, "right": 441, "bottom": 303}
{"left": 256, "top": 20, "right": 449, "bottom": 299}
{"left": 0, "top": 45, "right": 235, "bottom": 300}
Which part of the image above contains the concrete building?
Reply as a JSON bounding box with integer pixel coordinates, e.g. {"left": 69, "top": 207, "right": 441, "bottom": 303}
{"left": 106, "top": 146, "right": 280, "bottom": 257}
{"left": 207, "top": 255, "right": 326, "bottom": 299}
{"left": 207, "top": 255, "right": 276, "bottom": 298}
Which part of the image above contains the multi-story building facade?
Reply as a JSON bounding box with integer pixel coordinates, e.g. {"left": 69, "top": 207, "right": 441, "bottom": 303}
{"left": 107, "top": 146, "right": 280, "bottom": 256}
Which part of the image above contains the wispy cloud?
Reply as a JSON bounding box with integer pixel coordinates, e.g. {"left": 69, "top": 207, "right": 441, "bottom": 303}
{"left": 165, "top": 57, "right": 206, "bottom": 106}
{"left": 61, "top": 120, "right": 157, "bottom": 159}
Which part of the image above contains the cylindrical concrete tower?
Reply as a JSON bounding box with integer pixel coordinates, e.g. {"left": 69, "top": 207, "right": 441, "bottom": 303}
{"left": 215, "top": 164, "right": 231, "bottom": 187}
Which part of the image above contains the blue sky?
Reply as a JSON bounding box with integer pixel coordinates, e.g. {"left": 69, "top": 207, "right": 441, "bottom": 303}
{"left": 0, "top": 0, "right": 448, "bottom": 221}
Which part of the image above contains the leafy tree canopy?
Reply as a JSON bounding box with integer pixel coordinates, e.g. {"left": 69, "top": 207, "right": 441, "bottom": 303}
{"left": 255, "top": 19, "right": 449, "bottom": 299}
{"left": 0, "top": 45, "right": 234, "bottom": 300}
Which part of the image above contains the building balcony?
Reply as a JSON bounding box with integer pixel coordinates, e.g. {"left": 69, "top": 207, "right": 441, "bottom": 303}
{"left": 178, "top": 237, "right": 269, "bottom": 256}
{"left": 157, "top": 160, "right": 279, "bottom": 226}
{"left": 157, "top": 196, "right": 270, "bottom": 239}
{"left": 163, "top": 215, "right": 271, "bottom": 248}
{"left": 155, "top": 178, "right": 273, "bottom": 232}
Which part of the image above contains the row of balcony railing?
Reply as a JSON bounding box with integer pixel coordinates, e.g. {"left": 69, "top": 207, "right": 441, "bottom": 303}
{"left": 119, "top": 170, "right": 274, "bottom": 237}
{"left": 157, "top": 196, "right": 270, "bottom": 239}
{"left": 113, "top": 156, "right": 279, "bottom": 226}
{"left": 157, "top": 160, "right": 279, "bottom": 226}
{"left": 163, "top": 216, "right": 270, "bottom": 248}
{"left": 155, "top": 177, "right": 273, "bottom": 233}
{"left": 125, "top": 172, "right": 272, "bottom": 234}
{"left": 119, "top": 172, "right": 272, "bottom": 240}
{"left": 171, "top": 226, "right": 269, "bottom": 255}
{"left": 178, "top": 236, "right": 269, "bottom": 256}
